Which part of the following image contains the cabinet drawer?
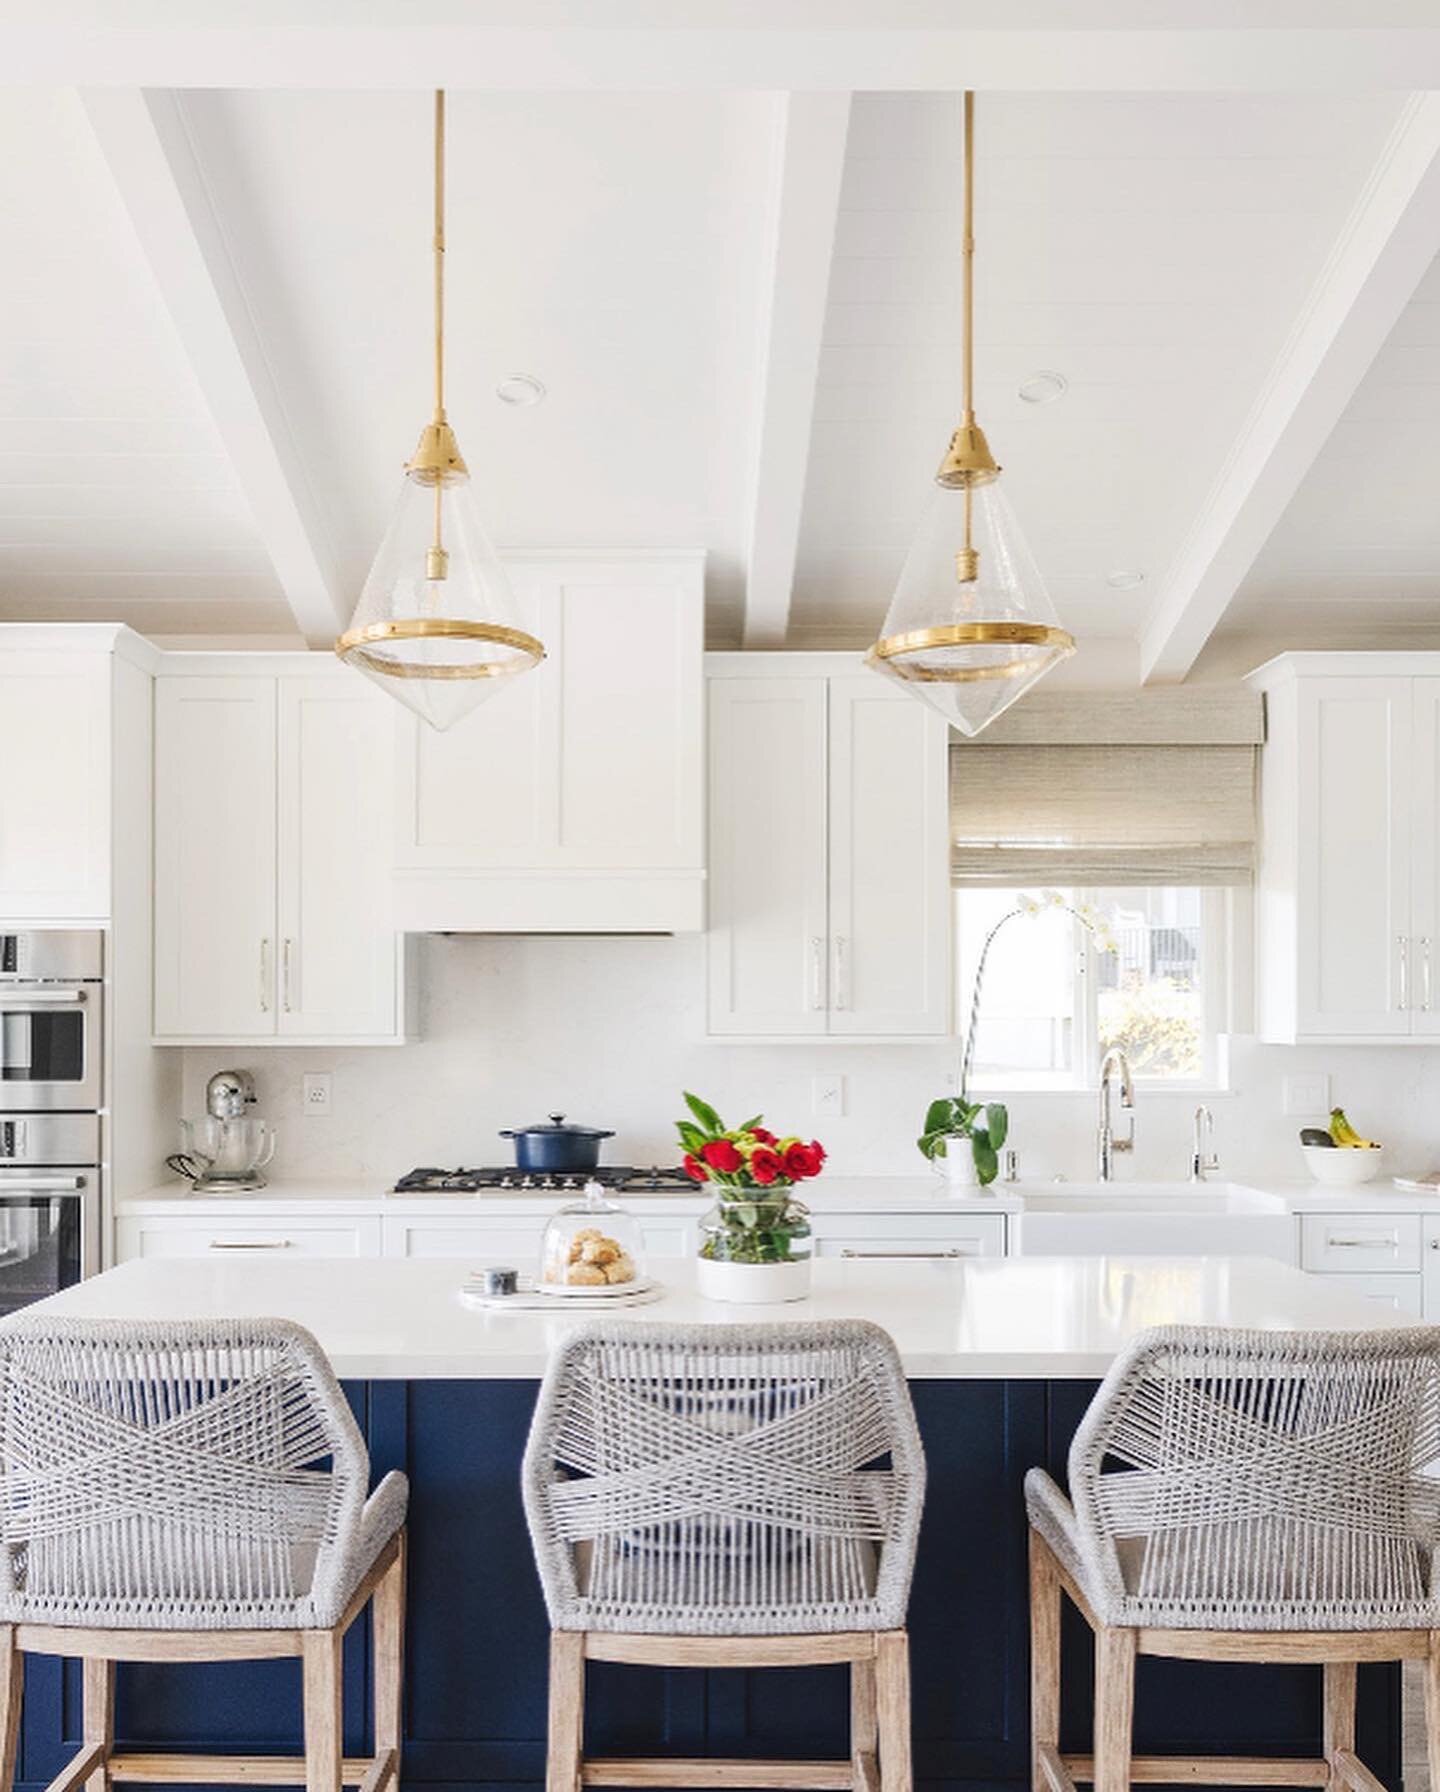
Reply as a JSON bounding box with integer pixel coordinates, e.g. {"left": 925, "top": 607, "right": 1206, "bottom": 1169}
{"left": 383, "top": 1217, "right": 696, "bottom": 1263}
{"left": 811, "top": 1212, "right": 1007, "bottom": 1260}
{"left": 1300, "top": 1214, "right": 1421, "bottom": 1273}
{"left": 1302, "top": 1269, "right": 1423, "bottom": 1318}
{"left": 117, "top": 1217, "right": 380, "bottom": 1261}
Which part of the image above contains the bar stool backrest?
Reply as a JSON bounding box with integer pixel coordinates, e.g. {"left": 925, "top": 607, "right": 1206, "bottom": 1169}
{"left": 522, "top": 1320, "right": 925, "bottom": 1635}
{"left": 0, "top": 1316, "right": 369, "bottom": 1629}
{"left": 1066, "top": 1323, "right": 1440, "bottom": 1630}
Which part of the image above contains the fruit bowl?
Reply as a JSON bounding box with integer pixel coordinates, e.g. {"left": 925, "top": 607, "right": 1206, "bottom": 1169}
{"left": 1301, "top": 1143, "right": 1384, "bottom": 1186}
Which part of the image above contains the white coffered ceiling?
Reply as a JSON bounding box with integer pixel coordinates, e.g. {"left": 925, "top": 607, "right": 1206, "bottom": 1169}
{"left": 3, "top": 2, "right": 1440, "bottom": 678}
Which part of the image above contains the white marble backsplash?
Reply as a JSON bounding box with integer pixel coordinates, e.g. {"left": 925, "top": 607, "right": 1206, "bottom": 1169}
{"left": 177, "top": 932, "right": 1440, "bottom": 1186}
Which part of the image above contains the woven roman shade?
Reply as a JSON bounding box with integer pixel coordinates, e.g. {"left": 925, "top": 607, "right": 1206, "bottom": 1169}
{"left": 950, "top": 707, "right": 1260, "bottom": 887}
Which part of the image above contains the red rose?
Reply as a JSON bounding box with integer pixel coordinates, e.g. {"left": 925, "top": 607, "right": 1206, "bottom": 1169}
{"left": 749, "top": 1146, "right": 783, "bottom": 1185}
{"left": 682, "top": 1153, "right": 709, "bottom": 1182}
{"left": 749, "top": 1126, "right": 777, "bottom": 1145}
{"left": 783, "top": 1141, "right": 823, "bottom": 1180}
{"left": 811, "top": 1140, "right": 826, "bottom": 1163}
{"left": 701, "top": 1139, "right": 742, "bottom": 1173}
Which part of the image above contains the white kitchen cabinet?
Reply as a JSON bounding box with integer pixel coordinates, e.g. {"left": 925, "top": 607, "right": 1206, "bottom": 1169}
{"left": 706, "top": 656, "right": 951, "bottom": 1039}
{"left": 154, "top": 662, "right": 409, "bottom": 1044}
{"left": 382, "top": 1213, "right": 697, "bottom": 1262}
{"left": 1250, "top": 654, "right": 1440, "bottom": 1042}
{"left": 810, "top": 1211, "right": 1007, "bottom": 1259}
{"left": 392, "top": 553, "right": 705, "bottom": 932}
{"left": 0, "top": 647, "right": 112, "bottom": 919}
{"left": 116, "top": 1216, "right": 381, "bottom": 1261}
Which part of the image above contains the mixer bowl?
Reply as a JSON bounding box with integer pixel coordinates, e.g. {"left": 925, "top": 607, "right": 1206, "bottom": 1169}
{"left": 174, "top": 1117, "right": 277, "bottom": 1192}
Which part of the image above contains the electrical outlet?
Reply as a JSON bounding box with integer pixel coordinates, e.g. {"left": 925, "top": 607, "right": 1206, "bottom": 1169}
{"left": 1283, "top": 1073, "right": 1330, "bottom": 1118}
{"left": 812, "top": 1074, "right": 845, "bottom": 1118}
{"left": 302, "top": 1072, "right": 333, "bottom": 1116}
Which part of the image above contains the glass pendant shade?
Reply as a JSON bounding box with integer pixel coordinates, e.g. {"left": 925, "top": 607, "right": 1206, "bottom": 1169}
{"left": 869, "top": 478, "right": 1074, "bottom": 738}
{"left": 337, "top": 463, "right": 543, "bottom": 733}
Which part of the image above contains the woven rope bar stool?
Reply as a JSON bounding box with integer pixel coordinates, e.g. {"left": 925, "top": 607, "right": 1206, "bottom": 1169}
{"left": 0, "top": 1316, "right": 408, "bottom": 1792}
{"left": 523, "top": 1320, "right": 926, "bottom": 1792}
{"left": 1025, "top": 1324, "right": 1440, "bottom": 1792}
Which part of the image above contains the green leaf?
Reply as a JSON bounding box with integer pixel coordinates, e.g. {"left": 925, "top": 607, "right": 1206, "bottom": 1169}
{"left": 683, "top": 1091, "right": 724, "bottom": 1134}
{"left": 738, "top": 1113, "right": 764, "bottom": 1134}
{"left": 916, "top": 1130, "right": 946, "bottom": 1160}
{"left": 986, "top": 1103, "right": 1009, "bottom": 1150}
{"left": 972, "top": 1139, "right": 999, "bottom": 1185}
{"left": 924, "top": 1097, "right": 956, "bottom": 1134}
{"left": 734, "top": 1202, "right": 759, "bottom": 1229}
{"left": 676, "top": 1120, "right": 707, "bottom": 1155}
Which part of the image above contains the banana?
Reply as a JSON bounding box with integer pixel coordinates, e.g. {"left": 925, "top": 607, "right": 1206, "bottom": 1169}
{"left": 1329, "top": 1107, "right": 1379, "bottom": 1149}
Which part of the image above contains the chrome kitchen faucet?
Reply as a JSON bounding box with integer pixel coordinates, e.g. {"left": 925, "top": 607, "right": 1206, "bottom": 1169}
{"left": 1096, "top": 1048, "right": 1135, "bottom": 1181}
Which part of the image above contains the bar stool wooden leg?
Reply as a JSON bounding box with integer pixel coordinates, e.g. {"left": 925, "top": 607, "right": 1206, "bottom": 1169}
{"left": 82, "top": 1659, "right": 114, "bottom": 1792}
{"left": 1423, "top": 1631, "right": 1440, "bottom": 1792}
{"left": 301, "top": 1631, "right": 344, "bottom": 1792}
{"left": 1092, "top": 1626, "right": 1135, "bottom": 1792}
{"left": 547, "top": 1632, "right": 586, "bottom": 1792}
{"left": 0, "top": 1629, "right": 21, "bottom": 1792}
{"left": 373, "top": 1531, "right": 406, "bottom": 1785}
{"left": 1323, "top": 1660, "right": 1357, "bottom": 1792}
{"left": 875, "top": 1630, "right": 912, "bottom": 1792}
{"left": 852, "top": 1654, "right": 878, "bottom": 1791}
{"left": 1030, "top": 1533, "right": 1062, "bottom": 1792}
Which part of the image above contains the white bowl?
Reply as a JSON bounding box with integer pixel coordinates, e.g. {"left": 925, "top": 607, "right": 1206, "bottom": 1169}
{"left": 1301, "top": 1143, "right": 1383, "bottom": 1186}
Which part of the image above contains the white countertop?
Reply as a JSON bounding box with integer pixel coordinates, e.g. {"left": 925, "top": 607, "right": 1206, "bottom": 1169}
{"left": 18, "top": 1255, "right": 1405, "bottom": 1380}
{"left": 118, "top": 1172, "right": 1440, "bottom": 1218}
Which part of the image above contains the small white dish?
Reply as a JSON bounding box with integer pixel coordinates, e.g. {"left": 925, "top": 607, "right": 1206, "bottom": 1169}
{"left": 533, "top": 1276, "right": 657, "bottom": 1300}
{"left": 1300, "top": 1143, "right": 1383, "bottom": 1186}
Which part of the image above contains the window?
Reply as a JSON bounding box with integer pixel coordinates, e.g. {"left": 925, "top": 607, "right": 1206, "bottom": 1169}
{"left": 955, "top": 885, "right": 1229, "bottom": 1091}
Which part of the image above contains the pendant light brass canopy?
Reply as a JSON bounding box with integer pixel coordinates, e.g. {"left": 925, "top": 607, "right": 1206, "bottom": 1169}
{"left": 337, "top": 91, "right": 544, "bottom": 732}
{"left": 866, "top": 92, "right": 1073, "bottom": 739}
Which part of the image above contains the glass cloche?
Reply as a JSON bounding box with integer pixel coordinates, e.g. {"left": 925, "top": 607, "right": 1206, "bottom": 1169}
{"left": 539, "top": 1181, "right": 645, "bottom": 1290}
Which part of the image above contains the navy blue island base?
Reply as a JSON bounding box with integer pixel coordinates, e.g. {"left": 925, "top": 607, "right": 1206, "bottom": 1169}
{"left": 12, "top": 1379, "right": 1400, "bottom": 1792}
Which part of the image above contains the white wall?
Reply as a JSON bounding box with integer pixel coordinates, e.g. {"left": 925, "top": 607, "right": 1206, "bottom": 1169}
{"left": 177, "top": 932, "right": 1440, "bottom": 1186}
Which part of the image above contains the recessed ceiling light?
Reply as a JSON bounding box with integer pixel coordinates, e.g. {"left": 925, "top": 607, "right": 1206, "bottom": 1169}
{"left": 1106, "top": 570, "right": 1146, "bottom": 591}
{"left": 1017, "top": 370, "right": 1067, "bottom": 406}
{"left": 496, "top": 373, "right": 546, "bottom": 407}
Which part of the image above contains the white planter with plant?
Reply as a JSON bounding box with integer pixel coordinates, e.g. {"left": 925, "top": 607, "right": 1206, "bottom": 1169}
{"left": 920, "top": 890, "right": 1115, "bottom": 1192}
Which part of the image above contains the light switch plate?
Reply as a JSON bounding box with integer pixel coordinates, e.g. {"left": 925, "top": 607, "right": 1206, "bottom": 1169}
{"left": 812, "top": 1074, "right": 845, "bottom": 1118}
{"left": 302, "top": 1072, "right": 333, "bottom": 1116}
{"left": 1283, "top": 1073, "right": 1330, "bottom": 1118}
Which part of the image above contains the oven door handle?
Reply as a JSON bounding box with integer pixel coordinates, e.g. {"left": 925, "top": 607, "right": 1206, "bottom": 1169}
{"left": 0, "top": 1176, "right": 85, "bottom": 1191}
{"left": 0, "top": 990, "right": 85, "bottom": 1005}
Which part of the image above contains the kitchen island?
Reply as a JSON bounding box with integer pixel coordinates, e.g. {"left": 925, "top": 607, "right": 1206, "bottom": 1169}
{"left": 4, "top": 1257, "right": 1410, "bottom": 1792}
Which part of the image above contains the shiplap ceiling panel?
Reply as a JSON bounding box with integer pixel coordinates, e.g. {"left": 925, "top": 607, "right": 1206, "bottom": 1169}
{"left": 1224, "top": 244, "right": 1440, "bottom": 640}
{"left": 789, "top": 89, "right": 1404, "bottom": 650}
{"left": 0, "top": 89, "right": 287, "bottom": 637}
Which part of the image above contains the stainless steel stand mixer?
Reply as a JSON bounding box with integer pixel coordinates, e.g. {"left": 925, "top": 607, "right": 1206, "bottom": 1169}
{"left": 166, "top": 1070, "right": 277, "bottom": 1194}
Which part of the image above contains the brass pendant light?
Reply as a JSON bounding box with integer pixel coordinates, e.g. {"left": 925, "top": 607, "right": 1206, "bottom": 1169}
{"left": 337, "top": 91, "right": 544, "bottom": 732}
{"left": 866, "top": 92, "right": 1074, "bottom": 738}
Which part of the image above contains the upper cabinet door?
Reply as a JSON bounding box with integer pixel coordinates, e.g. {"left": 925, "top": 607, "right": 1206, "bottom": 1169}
{"left": 0, "top": 652, "right": 110, "bottom": 919}
{"left": 1409, "top": 681, "right": 1440, "bottom": 1036}
{"left": 277, "top": 679, "right": 398, "bottom": 1039}
{"left": 154, "top": 677, "right": 277, "bottom": 1039}
{"left": 707, "top": 677, "right": 829, "bottom": 1036}
{"left": 826, "top": 677, "right": 951, "bottom": 1037}
{"left": 1296, "top": 676, "right": 1413, "bottom": 1037}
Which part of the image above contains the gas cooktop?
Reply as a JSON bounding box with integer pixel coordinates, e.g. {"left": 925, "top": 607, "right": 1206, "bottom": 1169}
{"left": 391, "top": 1165, "right": 696, "bottom": 1196}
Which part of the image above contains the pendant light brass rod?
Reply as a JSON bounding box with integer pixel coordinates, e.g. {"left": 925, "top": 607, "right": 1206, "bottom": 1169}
{"left": 961, "top": 89, "right": 975, "bottom": 426}
{"left": 433, "top": 88, "right": 446, "bottom": 426}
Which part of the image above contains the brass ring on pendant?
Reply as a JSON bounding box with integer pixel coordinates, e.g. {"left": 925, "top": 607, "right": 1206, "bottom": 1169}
{"left": 867, "top": 622, "right": 1074, "bottom": 684}
{"left": 335, "top": 617, "right": 546, "bottom": 680}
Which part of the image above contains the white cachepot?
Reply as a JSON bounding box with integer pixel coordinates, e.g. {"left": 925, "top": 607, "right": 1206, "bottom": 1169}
{"left": 695, "top": 1255, "right": 812, "bottom": 1305}
{"left": 938, "top": 1139, "right": 980, "bottom": 1187}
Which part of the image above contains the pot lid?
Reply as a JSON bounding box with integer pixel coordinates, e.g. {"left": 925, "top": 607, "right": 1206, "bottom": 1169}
{"left": 499, "top": 1111, "right": 616, "bottom": 1140}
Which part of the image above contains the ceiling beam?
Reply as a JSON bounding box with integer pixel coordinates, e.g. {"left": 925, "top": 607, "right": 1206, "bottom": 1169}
{"left": 80, "top": 88, "right": 346, "bottom": 646}
{"left": 1140, "top": 91, "right": 1440, "bottom": 684}
{"left": 742, "top": 93, "right": 850, "bottom": 650}
{"left": 11, "top": 14, "right": 1440, "bottom": 90}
